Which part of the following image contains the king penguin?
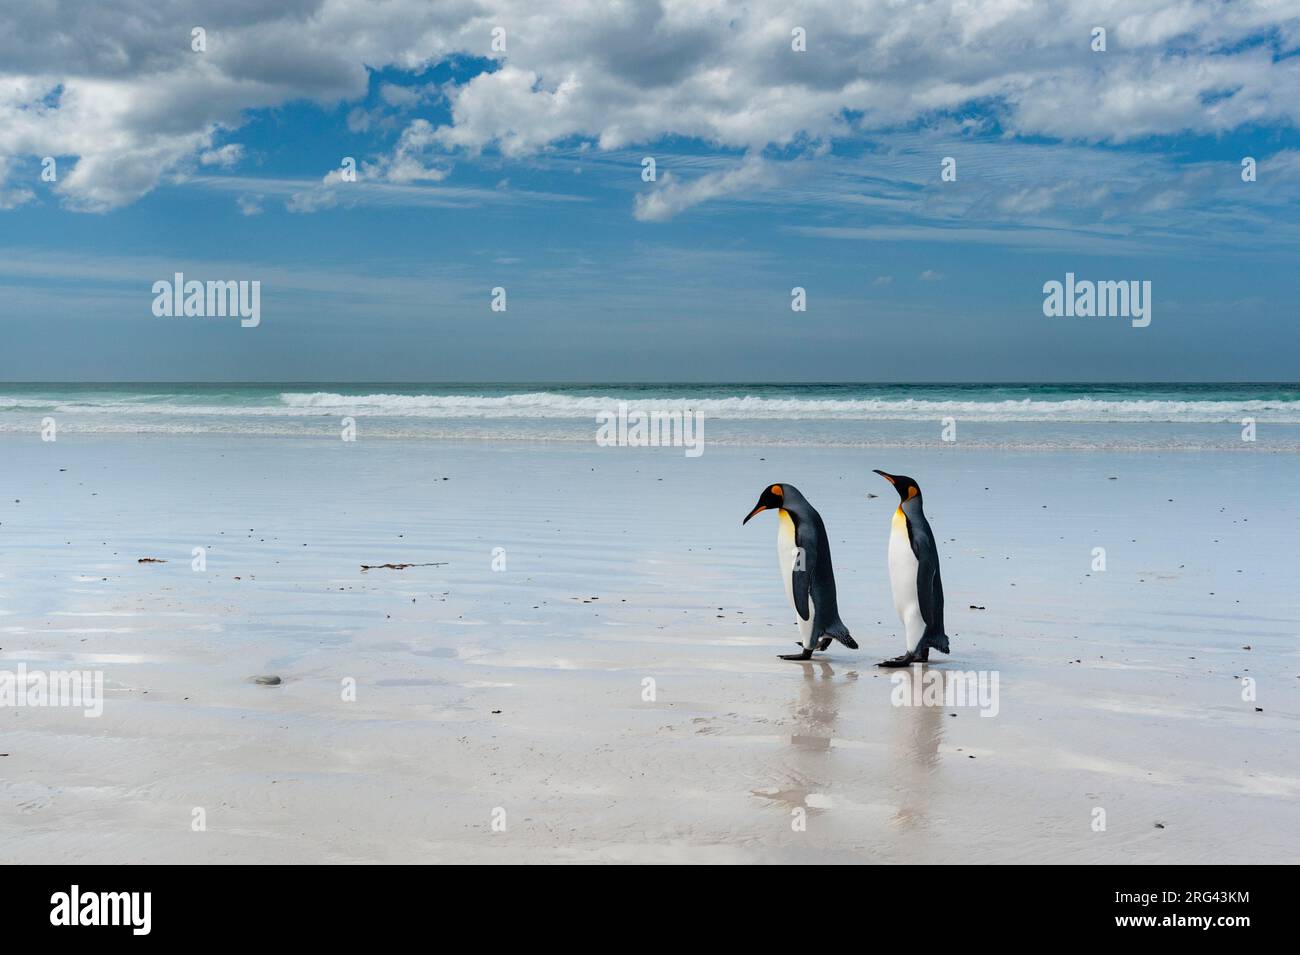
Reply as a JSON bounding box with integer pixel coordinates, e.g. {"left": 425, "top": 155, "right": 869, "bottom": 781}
{"left": 872, "top": 470, "right": 950, "bottom": 667}
{"left": 743, "top": 483, "right": 858, "bottom": 661}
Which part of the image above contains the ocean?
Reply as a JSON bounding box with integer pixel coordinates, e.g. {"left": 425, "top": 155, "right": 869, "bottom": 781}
{"left": 2, "top": 382, "right": 1299, "bottom": 450}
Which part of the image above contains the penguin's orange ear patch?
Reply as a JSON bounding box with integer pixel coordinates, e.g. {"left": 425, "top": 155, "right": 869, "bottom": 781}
{"left": 770, "top": 485, "right": 783, "bottom": 497}
{"left": 906, "top": 486, "right": 919, "bottom": 500}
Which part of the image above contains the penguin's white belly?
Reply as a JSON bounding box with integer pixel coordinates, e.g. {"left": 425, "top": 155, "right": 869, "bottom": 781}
{"left": 888, "top": 509, "right": 924, "bottom": 653}
{"left": 777, "top": 510, "right": 815, "bottom": 649}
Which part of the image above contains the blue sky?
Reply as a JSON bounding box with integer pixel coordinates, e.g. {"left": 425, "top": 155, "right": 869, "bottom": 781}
{"left": 2, "top": 1, "right": 1299, "bottom": 382}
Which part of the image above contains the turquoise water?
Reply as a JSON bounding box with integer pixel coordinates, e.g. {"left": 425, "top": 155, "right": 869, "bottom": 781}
{"left": 2, "top": 382, "right": 1298, "bottom": 449}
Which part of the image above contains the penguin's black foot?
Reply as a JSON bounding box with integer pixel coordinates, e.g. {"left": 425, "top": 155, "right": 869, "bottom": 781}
{"left": 816, "top": 637, "right": 833, "bottom": 651}
{"left": 876, "top": 653, "right": 918, "bottom": 668}
{"left": 780, "top": 645, "right": 815, "bottom": 661}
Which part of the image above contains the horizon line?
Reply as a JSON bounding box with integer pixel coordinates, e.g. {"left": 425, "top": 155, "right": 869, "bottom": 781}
{"left": 1, "top": 380, "right": 1298, "bottom": 388}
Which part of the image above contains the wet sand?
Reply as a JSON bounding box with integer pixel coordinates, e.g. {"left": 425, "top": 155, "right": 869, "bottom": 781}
{"left": 2, "top": 434, "right": 1297, "bottom": 863}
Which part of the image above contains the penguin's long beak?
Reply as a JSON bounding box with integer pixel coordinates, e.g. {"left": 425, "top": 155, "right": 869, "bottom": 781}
{"left": 873, "top": 469, "right": 896, "bottom": 485}
{"left": 742, "top": 503, "right": 767, "bottom": 525}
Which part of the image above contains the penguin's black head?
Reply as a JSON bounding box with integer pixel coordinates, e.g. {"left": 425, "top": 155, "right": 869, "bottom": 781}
{"left": 742, "top": 484, "right": 787, "bottom": 524}
{"left": 874, "top": 470, "right": 921, "bottom": 502}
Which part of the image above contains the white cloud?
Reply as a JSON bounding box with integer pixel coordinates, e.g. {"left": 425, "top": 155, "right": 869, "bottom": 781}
{"left": 0, "top": 156, "right": 36, "bottom": 209}
{"left": 633, "top": 156, "right": 777, "bottom": 221}
{"left": 375, "top": 119, "right": 454, "bottom": 183}
{"left": 200, "top": 144, "right": 245, "bottom": 167}
{"left": 286, "top": 186, "right": 341, "bottom": 213}
{"left": 1, "top": 1, "right": 1298, "bottom": 214}
{"left": 0, "top": 187, "right": 35, "bottom": 210}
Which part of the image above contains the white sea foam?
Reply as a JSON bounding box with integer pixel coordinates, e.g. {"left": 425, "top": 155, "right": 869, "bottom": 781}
{"left": 274, "top": 391, "right": 1300, "bottom": 422}
{"left": 3, "top": 390, "right": 1299, "bottom": 446}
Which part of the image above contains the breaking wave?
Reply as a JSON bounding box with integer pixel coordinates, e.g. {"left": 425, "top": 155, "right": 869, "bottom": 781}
{"left": 274, "top": 391, "right": 1300, "bottom": 423}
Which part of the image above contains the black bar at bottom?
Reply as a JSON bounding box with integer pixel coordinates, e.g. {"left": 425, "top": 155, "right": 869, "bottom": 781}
{"left": 0, "top": 865, "right": 1280, "bottom": 939}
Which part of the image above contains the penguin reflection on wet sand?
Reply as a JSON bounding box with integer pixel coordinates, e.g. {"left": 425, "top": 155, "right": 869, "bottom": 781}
{"left": 743, "top": 484, "right": 858, "bottom": 661}
{"left": 873, "top": 471, "right": 950, "bottom": 668}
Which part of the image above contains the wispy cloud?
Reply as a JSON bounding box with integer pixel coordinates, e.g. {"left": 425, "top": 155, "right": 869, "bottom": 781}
{"left": 187, "top": 175, "right": 589, "bottom": 213}
{"left": 633, "top": 155, "right": 778, "bottom": 221}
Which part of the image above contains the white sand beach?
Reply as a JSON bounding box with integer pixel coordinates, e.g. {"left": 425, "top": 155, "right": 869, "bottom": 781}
{"left": 2, "top": 430, "right": 1296, "bottom": 863}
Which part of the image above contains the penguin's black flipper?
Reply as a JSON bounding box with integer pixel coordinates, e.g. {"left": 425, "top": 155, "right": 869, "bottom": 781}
{"left": 797, "top": 508, "right": 856, "bottom": 650}
{"left": 790, "top": 554, "right": 812, "bottom": 624}
{"left": 905, "top": 509, "right": 950, "bottom": 655}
